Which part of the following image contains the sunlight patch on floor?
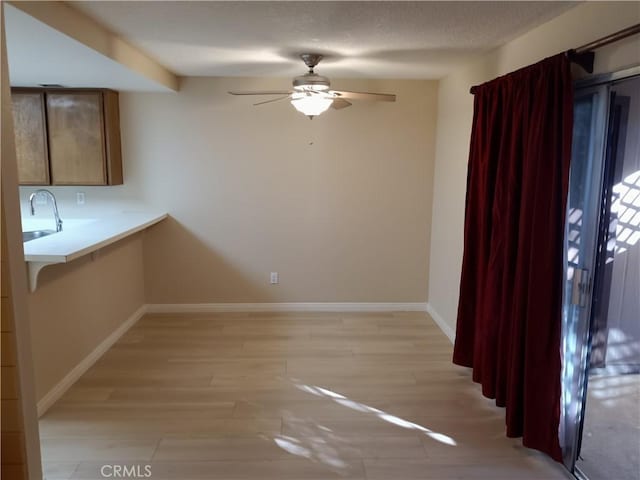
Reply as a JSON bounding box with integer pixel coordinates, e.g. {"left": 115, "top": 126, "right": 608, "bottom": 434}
{"left": 291, "top": 380, "right": 457, "bottom": 446}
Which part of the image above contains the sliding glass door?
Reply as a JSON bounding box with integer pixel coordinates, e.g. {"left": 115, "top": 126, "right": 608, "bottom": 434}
{"left": 574, "top": 75, "right": 640, "bottom": 480}
{"left": 561, "top": 70, "right": 640, "bottom": 477}
{"left": 560, "top": 84, "right": 610, "bottom": 472}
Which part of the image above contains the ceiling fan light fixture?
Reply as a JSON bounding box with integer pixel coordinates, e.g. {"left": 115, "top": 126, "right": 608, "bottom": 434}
{"left": 290, "top": 91, "right": 333, "bottom": 118}
{"left": 228, "top": 53, "right": 396, "bottom": 117}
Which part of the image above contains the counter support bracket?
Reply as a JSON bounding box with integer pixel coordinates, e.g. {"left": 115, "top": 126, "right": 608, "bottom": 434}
{"left": 27, "top": 261, "right": 54, "bottom": 293}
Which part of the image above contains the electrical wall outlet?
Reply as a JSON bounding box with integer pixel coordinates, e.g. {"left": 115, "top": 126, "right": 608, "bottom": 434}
{"left": 77, "top": 192, "right": 86, "bottom": 205}
{"left": 270, "top": 272, "right": 279, "bottom": 284}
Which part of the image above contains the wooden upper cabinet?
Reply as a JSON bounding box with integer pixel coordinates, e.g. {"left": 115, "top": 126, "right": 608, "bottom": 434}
{"left": 11, "top": 91, "right": 49, "bottom": 185}
{"left": 11, "top": 88, "right": 123, "bottom": 186}
{"left": 47, "top": 92, "right": 106, "bottom": 185}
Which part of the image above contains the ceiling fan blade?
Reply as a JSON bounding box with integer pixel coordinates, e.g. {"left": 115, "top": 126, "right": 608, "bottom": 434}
{"left": 331, "top": 90, "right": 396, "bottom": 102}
{"left": 228, "top": 90, "right": 292, "bottom": 96}
{"left": 253, "top": 95, "right": 291, "bottom": 106}
{"left": 331, "top": 98, "right": 352, "bottom": 110}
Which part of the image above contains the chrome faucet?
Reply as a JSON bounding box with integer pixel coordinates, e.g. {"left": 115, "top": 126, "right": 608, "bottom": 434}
{"left": 29, "top": 189, "right": 63, "bottom": 232}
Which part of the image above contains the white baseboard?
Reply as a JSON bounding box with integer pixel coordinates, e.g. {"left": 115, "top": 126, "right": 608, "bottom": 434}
{"left": 146, "top": 302, "right": 428, "bottom": 314}
{"left": 36, "top": 304, "right": 147, "bottom": 417}
{"left": 426, "top": 303, "right": 455, "bottom": 344}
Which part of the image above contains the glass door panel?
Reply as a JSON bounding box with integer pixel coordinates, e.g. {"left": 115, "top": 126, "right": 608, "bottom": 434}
{"left": 575, "top": 75, "right": 640, "bottom": 480}
{"left": 560, "top": 85, "right": 610, "bottom": 472}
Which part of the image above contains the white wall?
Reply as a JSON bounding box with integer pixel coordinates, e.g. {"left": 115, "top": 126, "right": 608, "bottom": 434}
{"left": 427, "top": 1, "right": 640, "bottom": 335}
{"left": 125, "top": 77, "right": 438, "bottom": 304}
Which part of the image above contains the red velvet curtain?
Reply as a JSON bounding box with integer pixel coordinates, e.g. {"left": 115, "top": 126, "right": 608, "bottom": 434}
{"left": 452, "top": 54, "right": 573, "bottom": 461}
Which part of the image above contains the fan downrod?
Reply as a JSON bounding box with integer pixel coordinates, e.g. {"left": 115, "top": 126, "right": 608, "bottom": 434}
{"left": 300, "top": 53, "right": 323, "bottom": 72}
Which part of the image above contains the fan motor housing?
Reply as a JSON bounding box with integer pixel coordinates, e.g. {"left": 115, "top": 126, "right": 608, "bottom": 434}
{"left": 293, "top": 72, "right": 331, "bottom": 91}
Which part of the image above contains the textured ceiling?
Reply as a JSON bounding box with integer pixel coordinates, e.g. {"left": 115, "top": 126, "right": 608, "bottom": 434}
{"left": 71, "top": 1, "right": 577, "bottom": 79}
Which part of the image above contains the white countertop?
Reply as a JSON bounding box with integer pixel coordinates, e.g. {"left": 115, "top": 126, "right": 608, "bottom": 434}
{"left": 23, "top": 211, "right": 167, "bottom": 262}
{"left": 22, "top": 211, "right": 167, "bottom": 291}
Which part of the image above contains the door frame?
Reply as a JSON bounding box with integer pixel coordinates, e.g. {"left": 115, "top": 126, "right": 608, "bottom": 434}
{"left": 1, "top": 4, "right": 44, "bottom": 479}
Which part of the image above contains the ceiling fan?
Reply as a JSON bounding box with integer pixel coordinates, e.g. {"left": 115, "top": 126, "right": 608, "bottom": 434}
{"left": 228, "top": 54, "right": 396, "bottom": 119}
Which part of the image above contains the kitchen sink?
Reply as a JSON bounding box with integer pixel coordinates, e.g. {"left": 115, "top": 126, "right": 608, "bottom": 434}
{"left": 22, "top": 229, "right": 56, "bottom": 242}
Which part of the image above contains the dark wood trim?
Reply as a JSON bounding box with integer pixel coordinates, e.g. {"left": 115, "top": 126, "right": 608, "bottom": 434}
{"left": 102, "top": 90, "right": 123, "bottom": 185}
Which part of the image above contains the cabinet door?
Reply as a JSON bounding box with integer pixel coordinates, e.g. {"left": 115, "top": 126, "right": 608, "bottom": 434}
{"left": 12, "top": 91, "right": 49, "bottom": 185}
{"left": 47, "top": 92, "right": 107, "bottom": 185}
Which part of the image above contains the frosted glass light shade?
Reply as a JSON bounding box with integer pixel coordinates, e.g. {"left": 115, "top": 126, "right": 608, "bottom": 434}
{"left": 290, "top": 92, "right": 333, "bottom": 117}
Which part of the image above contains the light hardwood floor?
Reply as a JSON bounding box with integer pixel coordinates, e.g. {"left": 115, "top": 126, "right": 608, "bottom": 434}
{"left": 39, "top": 312, "right": 570, "bottom": 479}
